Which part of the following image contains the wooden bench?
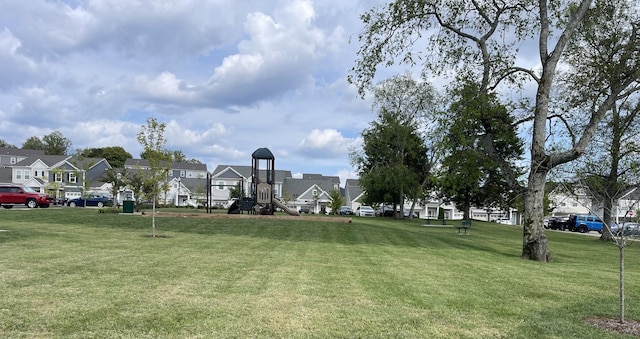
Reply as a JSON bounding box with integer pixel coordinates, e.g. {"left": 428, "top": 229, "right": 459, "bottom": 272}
{"left": 456, "top": 220, "right": 472, "bottom": 235}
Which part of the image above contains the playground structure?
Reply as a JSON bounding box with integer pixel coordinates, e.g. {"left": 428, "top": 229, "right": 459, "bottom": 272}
{"left": 221, "top": 147, "right": 299, "bottom": 216}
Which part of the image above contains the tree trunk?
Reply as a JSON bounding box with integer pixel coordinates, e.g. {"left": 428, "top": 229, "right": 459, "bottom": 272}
{"left": 601, "top": 197, "right": 614, "bottom": 242}
{"left": 522, "top": 170, "right": 551, "bottom": 261}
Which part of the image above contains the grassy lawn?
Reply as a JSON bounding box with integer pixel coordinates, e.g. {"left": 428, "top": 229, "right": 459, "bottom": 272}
{"left": 0, "top": 208, "right": 638, "bottom": 338}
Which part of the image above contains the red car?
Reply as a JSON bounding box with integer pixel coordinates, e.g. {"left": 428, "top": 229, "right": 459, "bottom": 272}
{"left": 0, "top": 184, "right": 51, "bottom": 209}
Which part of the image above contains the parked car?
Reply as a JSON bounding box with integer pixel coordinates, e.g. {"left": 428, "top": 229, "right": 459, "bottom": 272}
{"left": 611, "top": 222, "right": 640, "bottom": 237}
{"left": 567, "top": 214, "right": 604, "bottom": 233}
{"left": 338, "top": 206, "right": 353, "bottom": 215}
{"left": 376, "top": 205, "right": 395, "bottom": 217}
{"left": 299, "top": 207, "right": 310, "bottom": 214}
{"left": 356, "top": 205, "right": 375, "bottom": 217}
{"left": 0, "top": 184, "right": 51, "bottom": 209}
{"left": 403, "top": 209, "right": 419, "bottom": 218}
{"left": 67, "top": 195, "right": 113, "bottom": 208}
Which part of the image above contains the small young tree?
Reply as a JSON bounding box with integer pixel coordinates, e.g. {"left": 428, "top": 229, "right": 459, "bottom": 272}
{"left": 328, "top": 189, "right": 344, "bottom": 215}
{"left": 101, "top": 168, "right": 126, "bottom": 208}
{"left": 137, "top": 117, "right": 171, "bottom": 237}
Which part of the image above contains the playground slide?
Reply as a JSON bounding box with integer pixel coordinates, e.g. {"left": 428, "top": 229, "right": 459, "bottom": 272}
{"left": 272, "top": 198, "right": 300, "bottom": 216}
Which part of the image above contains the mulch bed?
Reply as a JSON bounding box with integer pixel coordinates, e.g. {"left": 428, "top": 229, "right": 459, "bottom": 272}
{"left": 584, "top": 317, "right": 640, "bottom": 337}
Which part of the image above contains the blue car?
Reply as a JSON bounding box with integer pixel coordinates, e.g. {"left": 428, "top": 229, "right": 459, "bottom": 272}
{"left": 67, "top": 195, "right": 113, "bottom": 208}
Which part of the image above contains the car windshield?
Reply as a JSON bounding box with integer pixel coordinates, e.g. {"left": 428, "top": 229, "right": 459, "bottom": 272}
{"left": 22, "top": 186, "right": 37, "bottom": 193}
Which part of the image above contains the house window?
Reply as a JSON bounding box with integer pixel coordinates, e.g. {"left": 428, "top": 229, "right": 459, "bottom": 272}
{"left": 10, "top": 157, "right": 16, "bottom": 164}
{"left": 16, "top": 170, "right": 22, "bottom": 180}
{"left": 312, "top": 189, "right": 318, "bottom": 196}
{"left": 333, "top": 184, "right": 339, "bottom": 191}
{"left": 69, "top": 173, "right": 77, "bottom": 183}
{"left": 55, "top": 172, "right": 63, "bottom": 182}
{"left": 217, "top": 181, "right": 225, "bottom": 190}
{"left": 24, "top": 170, "right": 30, "bottom": 180}
{"left": 180, "top": 170, "right": 186, "bottom": 177}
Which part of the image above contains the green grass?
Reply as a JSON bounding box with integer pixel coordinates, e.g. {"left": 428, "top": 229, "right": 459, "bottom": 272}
{"left": 0, "top": 208, "right": 638, "bottom": 338}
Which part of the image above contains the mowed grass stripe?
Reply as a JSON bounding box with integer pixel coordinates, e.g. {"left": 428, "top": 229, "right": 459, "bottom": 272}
{"left": 0, "top": 208, "right": 637, "bottom": 338}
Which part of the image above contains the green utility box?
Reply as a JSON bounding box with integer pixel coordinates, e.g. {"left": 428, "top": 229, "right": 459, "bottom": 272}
{"left": 123, "top": 200, "right": 135, "bottom": 213}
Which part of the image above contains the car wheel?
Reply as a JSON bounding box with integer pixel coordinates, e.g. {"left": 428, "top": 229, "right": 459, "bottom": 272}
{"left": 69, "top": 201, "right": 77, "bottom": 207}
{"left": 97, "top": 202, "right": 104, "bottom": 208}
{"left": 26, "top": 199, "right": 38, "bottom": 208}
{"left": 579, "top": 225, "right": 588, "bottom": 233}
{"left": 2, "top": 205, "right": 13, "bottom": 209}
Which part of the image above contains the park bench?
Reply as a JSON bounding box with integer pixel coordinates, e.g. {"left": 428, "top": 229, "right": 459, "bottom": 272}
{"left": 456, "top": 220, "right": 472, "bottom": 235}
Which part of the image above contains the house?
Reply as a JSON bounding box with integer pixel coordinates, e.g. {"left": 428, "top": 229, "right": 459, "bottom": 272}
{"left": 281, "top": 174, "right": 341, "bottom": 214}
{"left": 9, "top": 154, "right": 112, "bottom": 200}
{"left": 123, "top": 158, "right": 208, "bottom": 206}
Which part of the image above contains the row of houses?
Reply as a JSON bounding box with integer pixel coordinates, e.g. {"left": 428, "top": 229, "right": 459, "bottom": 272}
{"left": 2, "top": 147, "right": 638, "bottom": 222}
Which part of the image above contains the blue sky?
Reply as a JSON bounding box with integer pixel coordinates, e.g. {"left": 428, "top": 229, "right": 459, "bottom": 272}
{"left": 0, "top": 0, "right": 398, "bottom": 185}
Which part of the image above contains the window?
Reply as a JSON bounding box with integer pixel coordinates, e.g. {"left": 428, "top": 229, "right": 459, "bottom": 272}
{"left": 217, "top": 181, "right": 225, "bottom": 190}
{"left": 10, "top": 157, "right": 16, "bottom": 164}
{"left": 312, "top": 189, "right": 318, "bottom": 196}
{"left": 333, "top": 184, "right": 339, "bottom": 191}
{"left": 69, "top": 173, "right": 77, "bottom": 183}
{"left": 16, "top": 170, "right": 22, "bottom": 180}
{"left": 180, "top": 170, "right": 186, "bottom": 177}
{"left": 24, "top": 170, "right": 30, "bottom": 180}
{"left": 55, "top": 172, "right": 63, "bottom": 182}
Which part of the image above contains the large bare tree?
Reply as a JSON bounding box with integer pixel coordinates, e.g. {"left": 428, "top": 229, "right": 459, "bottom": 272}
{"left": 350, "top": 0, "right": 640, "bottom": 261}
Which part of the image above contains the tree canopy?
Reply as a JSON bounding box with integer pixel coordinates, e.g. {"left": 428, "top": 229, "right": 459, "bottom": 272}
{"left": 351, "top": 0, "right": 640, "bottom": 261}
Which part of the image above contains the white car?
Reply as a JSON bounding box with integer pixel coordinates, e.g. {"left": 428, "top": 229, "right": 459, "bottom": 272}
{"left": 357, "top": 205, "right": 375, "bottom": 217}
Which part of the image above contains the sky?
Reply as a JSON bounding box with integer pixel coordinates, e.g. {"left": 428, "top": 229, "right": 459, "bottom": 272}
{"left": 0, "top": 0, "right": 397, "bottom": 186}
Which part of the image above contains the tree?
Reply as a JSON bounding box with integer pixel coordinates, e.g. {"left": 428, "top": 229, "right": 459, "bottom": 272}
{"left": 137, "top": 117, "right": 171, "bottom": 237}
{"left": 350, "top": 0, "right": 640, "bottom": 261}
{"left": 351, "top": 74, "right": 437, "bottom": 219}
{"left": 101, "top": 168, "right": 127, "bottom": 208}
{"left": 439, "top": 82, "right": 524, "bottom": 219}
{"left": 328, "top": 189, "right": 344, "bottom": 215}
{"left": 124, "top": 169, "right": 145, "bottom": 212}
{"left": 22, "top": 136, "right": 44, "bottom": 150}
{"left": 78, "top": 146, "right": 132, "bottom": 168}
{"left": 0, "top": 139, "right": 16, "bottom": 148}
{"left": 42, "top": 131, "right": 72, "bottom": 155}
{"left": 228, "top": 182, "right": 245, "bottom": 200}
{"left": 558, "top": 1, "right": 640, "bottom": 243}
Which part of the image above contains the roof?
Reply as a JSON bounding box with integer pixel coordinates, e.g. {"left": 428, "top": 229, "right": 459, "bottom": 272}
{"left": 212, "top": 165, "right": 292, "bottom": 182}
{"left": 14, "top": 155, "right": 70, "bottom": 167}
{"left": 124, "top": 158, "right": 207, "bottom": 171}
{"left": 282, "top": 177, "right": 340, "bottom": 198}
{"left": 0, "top": 147, "right": 45, "bottom": 157}
{"left": 252, "top": 147, "right": 274, "bottom": 159}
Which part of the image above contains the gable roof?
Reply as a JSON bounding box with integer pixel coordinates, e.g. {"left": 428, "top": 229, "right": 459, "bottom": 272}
{"left": 14, "top": 155, "right": 70, "bottom": 167}
{"left": 282, "top": 177, "right": 339, "bottom": 199}
{"left": 212, "top": 164, "right": 292, "bottom": 182}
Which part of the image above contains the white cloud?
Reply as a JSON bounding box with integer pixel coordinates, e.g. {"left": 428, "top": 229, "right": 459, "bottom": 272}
{"left": 296, "top": 128, "right": 358, "bottom": 158}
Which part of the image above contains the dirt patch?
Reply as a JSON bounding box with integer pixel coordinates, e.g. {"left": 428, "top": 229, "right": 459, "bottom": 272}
{"left": 584, "top": 317, "right": 640, "bottom": 337}
{"left": 146, "top": 211, "right": 353, "bottom": 224}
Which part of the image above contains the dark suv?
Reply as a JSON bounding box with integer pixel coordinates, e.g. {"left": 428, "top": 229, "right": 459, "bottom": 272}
{"left": 0, "top": 184, "right": 51, "bottom": 209}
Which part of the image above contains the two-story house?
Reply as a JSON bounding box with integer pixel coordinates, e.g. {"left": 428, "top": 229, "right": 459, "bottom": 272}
{"left": 123, "top": 159, "right": 208, "bottom": 206}
{"left": 281, "top": 174, "right": 341, "bottom": 214}
{"left": 9, "top": 154, "right": 111, "bottom": 200}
